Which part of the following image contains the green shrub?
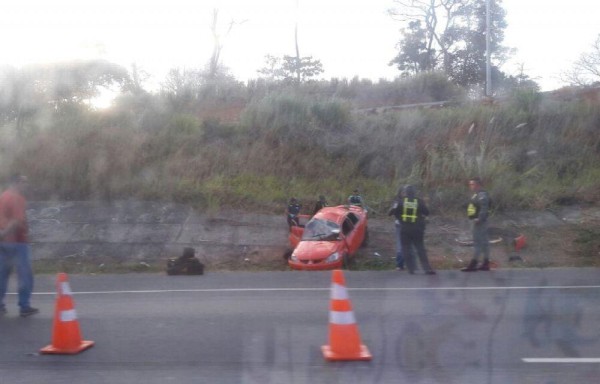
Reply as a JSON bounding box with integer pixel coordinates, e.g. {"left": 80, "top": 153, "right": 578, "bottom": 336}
{"left": 170, "top": 114, "right": 201, "bottom": 135}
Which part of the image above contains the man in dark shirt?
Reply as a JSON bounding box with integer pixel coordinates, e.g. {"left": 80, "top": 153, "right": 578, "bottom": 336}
{"left": 286, "top": 197, "right": 302, "bottom": 228}
{"left": 347, "top": 189, "right": 364, "bottom": 207}
{"left": 313, "top": 195, "right": 328, "bottom": 215}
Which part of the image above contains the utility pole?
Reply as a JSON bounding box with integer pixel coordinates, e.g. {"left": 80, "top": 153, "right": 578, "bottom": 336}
{"left": 485, "top": 0, "right": 492, "bottom": 97}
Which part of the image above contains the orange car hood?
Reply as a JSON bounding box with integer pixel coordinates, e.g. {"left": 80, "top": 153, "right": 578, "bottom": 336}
{"left": 294, "top": 240, "right": 339, "bottom": 260}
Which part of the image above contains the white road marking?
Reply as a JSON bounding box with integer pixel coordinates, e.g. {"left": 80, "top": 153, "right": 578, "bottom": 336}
{"left": 23, "top": 285, "right": 600, "bottom": 295}
{"left": 523, "top": 358, "right": 600, "bottom": 363}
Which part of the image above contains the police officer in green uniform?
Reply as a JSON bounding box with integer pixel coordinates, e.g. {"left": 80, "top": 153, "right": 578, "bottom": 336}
{"left": 462, "top": 177, "right": 491, "bottom": 271}
{"left": 392, "top": 185, "right": 436, "bottom": 275}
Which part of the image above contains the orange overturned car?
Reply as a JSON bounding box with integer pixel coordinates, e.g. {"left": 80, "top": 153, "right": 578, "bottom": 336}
{"left": 288, "top": 205, "right": 368, "bottom": 270}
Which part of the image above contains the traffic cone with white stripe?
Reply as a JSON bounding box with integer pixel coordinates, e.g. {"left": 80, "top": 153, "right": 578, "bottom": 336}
{"left": 321, "top": 269, "right": 372, "bottom": 361}
{"left": 40, "top": 273, "right": 94, "bottom": 354}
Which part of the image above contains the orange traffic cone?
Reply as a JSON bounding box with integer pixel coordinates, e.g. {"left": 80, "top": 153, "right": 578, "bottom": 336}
{"left": 514, "top": 234, "right": 527, "bottom": 252}
{"left": 321, "top": 269, "right": 372, "bottom": 361}
{"left": 40, "top": 273, "right": 94, "bottom": 355}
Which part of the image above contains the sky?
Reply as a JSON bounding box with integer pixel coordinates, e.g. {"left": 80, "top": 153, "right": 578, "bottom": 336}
{"left": 0, "top": 0, "right": 599, "bottom": 93}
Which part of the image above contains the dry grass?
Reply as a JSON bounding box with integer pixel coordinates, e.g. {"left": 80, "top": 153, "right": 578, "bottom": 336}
{"left": 0, "top": 84, "right": 598, "bottom": 218}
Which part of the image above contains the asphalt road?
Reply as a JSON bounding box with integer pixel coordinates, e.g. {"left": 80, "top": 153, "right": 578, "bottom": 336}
{"left": 1, "top": 269, "right": 600, "bottom": 384}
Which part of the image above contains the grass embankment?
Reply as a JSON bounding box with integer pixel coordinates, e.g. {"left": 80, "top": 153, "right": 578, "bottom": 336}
{"left": 11, "top": 93, "right": 600, "bottom": 210}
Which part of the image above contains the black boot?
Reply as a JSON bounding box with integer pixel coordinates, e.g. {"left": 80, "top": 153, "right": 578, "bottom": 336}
{"left": 461, "top": 259, "right": 478, "bottom": 272}
{"left": 478, "top": 260, "right": 490, "bottom": 271}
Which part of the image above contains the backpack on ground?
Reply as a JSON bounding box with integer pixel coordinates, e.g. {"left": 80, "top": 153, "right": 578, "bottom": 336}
{"left": 167, "top": 247, "right": 204, "bottom": 275}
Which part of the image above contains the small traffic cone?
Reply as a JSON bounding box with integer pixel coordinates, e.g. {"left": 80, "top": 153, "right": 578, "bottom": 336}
{"left": 40, "top": 273, "right": 94, "bottom": 355}
{"left": 514, "top": 234, "right": 527, "bottom": 252}
{"left": 321, "top": 269, "right": 372, "bottom": 361}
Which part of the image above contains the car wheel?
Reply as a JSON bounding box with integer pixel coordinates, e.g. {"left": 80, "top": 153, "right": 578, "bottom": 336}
{"left": 283, "top": 248, "right": 293, "bottom": 261}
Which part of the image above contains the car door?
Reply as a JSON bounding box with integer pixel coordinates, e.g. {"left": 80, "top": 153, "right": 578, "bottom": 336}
{"left": 288, "top": 226, "right": 304, "bottom": 248}
{"left": 341, "top": 214, "right": 359, "bottom": 254}
{"left": 344, "top": 212, "right": 365, "bottom": 253}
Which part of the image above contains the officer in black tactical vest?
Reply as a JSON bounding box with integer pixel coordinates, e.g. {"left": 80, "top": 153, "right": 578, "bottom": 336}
{"left": 390, "top": 185, "right": 436, "bottom": 275}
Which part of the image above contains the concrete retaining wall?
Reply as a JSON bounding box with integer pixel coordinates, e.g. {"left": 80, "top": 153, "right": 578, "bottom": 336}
{"left": 27, "top": 201, "right": 292, "bottom": 265}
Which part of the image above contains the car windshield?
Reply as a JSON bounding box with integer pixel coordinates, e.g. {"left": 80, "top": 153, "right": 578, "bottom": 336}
{"left": 301, "top": 218, "right": 340, "bottom": 241}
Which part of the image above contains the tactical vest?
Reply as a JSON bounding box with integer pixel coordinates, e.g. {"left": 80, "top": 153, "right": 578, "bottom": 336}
{"left": 467, "top": 193, "right": 478, "bottom": 219}
{"left": 468, "top": 192, "right": 490, "bottom": 219}
{"left": 402, "top": 198, "right": 418, "bottom": 223}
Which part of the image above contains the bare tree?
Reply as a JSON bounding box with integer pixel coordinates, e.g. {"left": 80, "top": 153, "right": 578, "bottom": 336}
{"left": 206, "top": 9, "right": 246, "bottom": 80}
{"left": 562, "top": 34, "right": 600, "bottom": 86}
{"left": 124, "top": 63, "right": 150, "bottom": 95}
{"left": 389, "top": 0, "right": 511, "bottom": 91}
{"left": 388, "top": 0, "right": 464, "bottom": 71}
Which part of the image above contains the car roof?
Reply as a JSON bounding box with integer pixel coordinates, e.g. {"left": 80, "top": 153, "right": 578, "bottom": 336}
{"left": 313, "top": 205, "right": 364, "bottom": 224}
